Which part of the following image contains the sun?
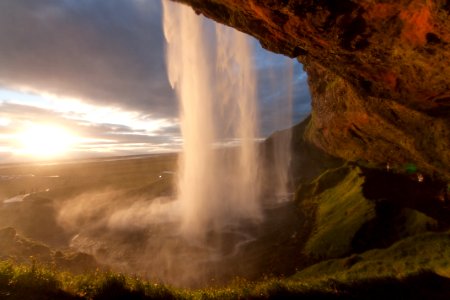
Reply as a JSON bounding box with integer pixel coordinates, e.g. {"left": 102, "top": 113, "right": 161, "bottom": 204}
{"left": 16, "top": 124, "right": 77, "bottom": 158}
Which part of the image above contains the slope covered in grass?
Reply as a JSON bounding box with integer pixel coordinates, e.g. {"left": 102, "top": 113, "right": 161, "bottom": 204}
{"left": 295, "top": 158, "right": 448, "bottom": 263}
{"left": 1, "top": 259, "right": 450, "bottom": 300}
{"left": 295, "top": 230, "right": 450, "bottom": 281}
{"left": 300, "top": 166, "right": 376, "bottom": 259}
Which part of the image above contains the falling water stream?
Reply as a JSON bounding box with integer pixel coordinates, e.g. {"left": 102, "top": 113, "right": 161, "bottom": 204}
{"left": 268, "top": 59, "right": 294, "bottom": 203}
{"left": 63, "top": 1, "right": 298, "bottom": 288}
{"left": 163, "top": 1, "right": 262, "bottom": 240}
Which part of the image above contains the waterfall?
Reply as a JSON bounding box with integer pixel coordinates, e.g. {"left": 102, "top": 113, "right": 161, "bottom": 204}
{"left": 163, "top": 1, "right": 262, "bottom": 240}
{"left": 271, "top": 59, "right": 294, "bottom": 202}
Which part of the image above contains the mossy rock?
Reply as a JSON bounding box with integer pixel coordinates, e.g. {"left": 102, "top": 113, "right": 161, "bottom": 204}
{"left": 294, "top": 231, "right": 450, "bottom": 282}
{"left": 302, "top": 166, "right": 376, "bottom": 259}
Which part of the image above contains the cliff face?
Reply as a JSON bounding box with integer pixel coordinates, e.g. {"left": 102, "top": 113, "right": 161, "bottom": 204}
{"left": 171, "top": 0, "right": 450, "bottom": 180}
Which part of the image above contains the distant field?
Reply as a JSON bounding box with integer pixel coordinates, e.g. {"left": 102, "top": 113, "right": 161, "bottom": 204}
{"left": 0, "top": 152, "right": 308, "bottom": 287}
{"left": 1, "top": 152, "right": 450, "bottom": 296}
{"left": 0, "top": 154, "right": 178, "bottom": 247}
{"left": 0, "top": 153, "right": 178, "bottom": 201}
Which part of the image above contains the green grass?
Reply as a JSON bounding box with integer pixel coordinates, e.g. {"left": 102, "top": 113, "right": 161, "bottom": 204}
{"left": 0, "top": 261, "right": 74, "bottom": 299}
{"left": 3, "top": 225, "right": 449, "bottom": 299}
{"left": 302, "top": 166, "right": 376, "bottom": 259}
{"left": 295, "top": 230, "right": 450, "bottom": 281}
{"left": 1, "top": 258, "right": 450, "bottom": 299}
{"left": 400, "top": 208, "right": 439, "bottom": 237}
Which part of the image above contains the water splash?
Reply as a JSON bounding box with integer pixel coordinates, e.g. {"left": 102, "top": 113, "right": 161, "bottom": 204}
{"left": 163, "top": 2, "right": 262, "bottom": 240}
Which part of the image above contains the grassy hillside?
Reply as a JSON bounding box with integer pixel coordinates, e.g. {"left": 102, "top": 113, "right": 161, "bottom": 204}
{"left": 300, "top": 166, "right": 376, "bottom": 259}
{"left": 295, "top": 231, "right": 450, "bottom": 281}
{"left": 1, "top": 117, "right": 449, "bottom": 298}
{"left": 1, "top": 258, "right": 450, "bottom": 299}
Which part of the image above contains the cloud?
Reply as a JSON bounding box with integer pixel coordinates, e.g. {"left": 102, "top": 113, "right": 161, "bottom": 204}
{"left": 0, "top": 0, "right": 176, "bottom": 118}
{"left": 0, "top": 101, "right": 100, "bottom": 136}
{"left": 0, "top": 101, "right": 179, "bottom": 162}
{"left": 0, "top": 0, "right": 311, "bottom": 161}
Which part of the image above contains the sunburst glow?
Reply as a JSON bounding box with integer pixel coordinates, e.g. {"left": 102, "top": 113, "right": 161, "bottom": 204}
{"left": 15, "top": 124, "right": 77, "bottom": 158}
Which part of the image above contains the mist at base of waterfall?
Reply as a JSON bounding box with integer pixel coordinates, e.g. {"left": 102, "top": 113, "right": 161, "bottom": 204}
{"left": 63, "top": 174, "right": 302, "bottom": 288}
{"left": 62, "top": 1, "right": 298, "bottom": 288}
{"left": 0, "top": 150, "right": 300, "bottom": 288}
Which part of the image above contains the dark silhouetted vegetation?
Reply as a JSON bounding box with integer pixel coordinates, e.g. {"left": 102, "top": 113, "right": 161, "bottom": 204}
{"left": 1, "top": 260, "right": 450, "bottom": 299}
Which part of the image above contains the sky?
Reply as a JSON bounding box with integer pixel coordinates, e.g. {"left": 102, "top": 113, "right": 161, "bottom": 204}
{"left": 0, "top": 0, "right": 311, "bottom": 163}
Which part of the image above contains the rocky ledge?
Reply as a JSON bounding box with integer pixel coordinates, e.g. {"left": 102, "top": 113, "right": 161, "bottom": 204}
{"left": 171, "top": 0, "right": 450, "bottom": 181}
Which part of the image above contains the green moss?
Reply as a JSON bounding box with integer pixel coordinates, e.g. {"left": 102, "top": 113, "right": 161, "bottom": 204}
{"left": 294, "top": 231, "right": 450, "bottom": 281}
{"left": 1, "top": 258, "right": 450, "bottom": 299}
{"left": 303, "top": 166, "right": 376, "bottom": 259}
{"left": 401, "top": 209, "right": 438, "bottom": 236}
{"left": 404, "top": 163, "right": 418, "bottom": 174}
